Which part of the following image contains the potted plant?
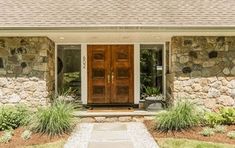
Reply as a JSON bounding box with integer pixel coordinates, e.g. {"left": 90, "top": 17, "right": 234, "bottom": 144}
{"left": 142, "top": 86, "right": 166, "bottom": 110}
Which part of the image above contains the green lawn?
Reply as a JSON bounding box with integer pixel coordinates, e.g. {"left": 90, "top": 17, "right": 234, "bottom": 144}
{"left": 24, "top": 138, "right": 235, "bottom": 148}
{"left": 157, "top": 138, "right": 235, "bottom": 148}
{"left": 25, "top": 140, "right": 65, "bottom": 148}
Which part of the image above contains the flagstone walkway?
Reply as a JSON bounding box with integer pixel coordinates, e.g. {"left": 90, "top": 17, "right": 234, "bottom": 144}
{"left": 64, "top": 122, "right": 158, "bottom": 148}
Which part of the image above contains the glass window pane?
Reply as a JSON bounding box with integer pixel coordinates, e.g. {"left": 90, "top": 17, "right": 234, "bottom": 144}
{"left": 57, "top": 45, "right": 81, "bottom": 100}
{"left": 140, "top": 44, "right": 164, "bottom": 99}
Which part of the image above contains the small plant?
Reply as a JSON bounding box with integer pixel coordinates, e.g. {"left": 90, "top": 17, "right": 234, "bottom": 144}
{"left": 156, "top": 100, "right": 201, "bottom": 131}
{"left": 21, "top": 130, "right": 32, "bottom": 140}
{"left": 0, "top": 105, "right": 30, "bottom": 131}
{"left": 204, "top": 112, "right": 224, "bottom": 128}
{"left": 219, "top": 107, "right": 235, "bottom": 125}
{"left": 144, "top": 86, "right": 161, "bottom": 97}
{"left": 213, "top": 125, "right": 226, "bottom": 133}
{"left": 0, "top": 130, "right": 13, "bottom": 143}
{"left": 227, "top": 131, "right": 235, "bottom": 139}
{"left": 31, "top": 100, "right": 75, "bottom": 136}
{"left": 199, "top": 127, "right": 215, "bottom": 137}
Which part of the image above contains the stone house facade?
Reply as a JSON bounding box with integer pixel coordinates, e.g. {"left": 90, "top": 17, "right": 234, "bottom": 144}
{"left": 170, "top": 36, "right": 235, "bottom": 110}
{"left": 0, "top": 36, "right": 234, "bottom": 110}
{"left": 0, "top": 0, "right": 235, "bottom": 110}
{"left": 0, "top": 37, "right": 55, "bottom": 107}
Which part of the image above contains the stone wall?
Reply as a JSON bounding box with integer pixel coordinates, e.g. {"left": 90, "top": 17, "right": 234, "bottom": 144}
{"left": 171, "top": 36, "right": 235, "bottom": 110}
{"left": 0, "top": 37, "right": 55, "bottom": 107}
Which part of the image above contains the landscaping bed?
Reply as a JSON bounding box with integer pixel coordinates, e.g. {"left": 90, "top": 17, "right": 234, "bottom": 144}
{"left": 0, "top": 128, "right": 68, "bottom": 148}
{"left": 144, "top": 120, "right": 235, "bottom": 145}
{"left": 0, "top": 100, "right": 75, "bottom": 148}
{"left": 143, "top": 100, "right": 235, "bottom": 146}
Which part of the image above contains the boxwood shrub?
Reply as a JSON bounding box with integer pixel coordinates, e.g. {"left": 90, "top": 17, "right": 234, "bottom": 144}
{"left": 0, "top": 105, "right": 29, "bottom": 131}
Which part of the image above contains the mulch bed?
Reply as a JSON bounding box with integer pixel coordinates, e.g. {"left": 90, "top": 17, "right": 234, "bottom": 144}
{"left": 144, "top": 120, "right": 235, "bottom": 145}
{"left": 0, "top": 128, "right": 69, "bottom": 148}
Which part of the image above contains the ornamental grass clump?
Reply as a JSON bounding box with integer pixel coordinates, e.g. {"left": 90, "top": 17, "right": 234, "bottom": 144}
{"left": 31, "top": 100, "right": 75, "bottom": 136}
{"left": 156, "top": 100, "right": 201, "bottom": 132}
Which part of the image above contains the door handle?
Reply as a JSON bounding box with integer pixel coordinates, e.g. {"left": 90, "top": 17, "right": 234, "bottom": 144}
{"left": 108, "top": 74, "right": 111, "bottom": 83}
{"left": 111, "top": 72, "right": 114, "bottom": 84}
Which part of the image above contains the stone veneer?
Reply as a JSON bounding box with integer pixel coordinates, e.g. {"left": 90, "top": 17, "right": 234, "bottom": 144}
{"left": 0, "top": 37, "right": 55, "bottom": 107}
{"left": 171, "top": 36, "right": 235, "bottom": 110}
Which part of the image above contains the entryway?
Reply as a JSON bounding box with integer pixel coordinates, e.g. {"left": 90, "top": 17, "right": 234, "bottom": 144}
{"left": 87, "top": 45, "right": 134, "bottom": 105}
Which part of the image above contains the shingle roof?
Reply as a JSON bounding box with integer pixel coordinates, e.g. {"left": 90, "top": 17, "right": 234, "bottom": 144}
{"left": 0, "top": 0, "right": 235, "bottom": 28}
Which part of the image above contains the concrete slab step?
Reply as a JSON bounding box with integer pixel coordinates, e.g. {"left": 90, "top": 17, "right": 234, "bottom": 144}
{"left": 73, "top": 110, "right": 165, "bottom": 123}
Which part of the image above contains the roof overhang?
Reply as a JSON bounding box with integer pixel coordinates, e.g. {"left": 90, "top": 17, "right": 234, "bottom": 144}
{"left": 1, "top": 26, "right": 235, "bottom": 43}
{"left": 1, "top": 26, "right": 235, "bottom": 32}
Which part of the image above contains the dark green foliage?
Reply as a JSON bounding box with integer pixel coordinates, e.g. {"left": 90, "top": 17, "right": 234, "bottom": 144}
{"left": 0, "top": 105, "right": 29, "bottom": 131}
{"left": 156, "top": 101, "right": 200, "bottom": 131}
{"left": 140, "top": 48, "right": 162, "bottom": 98}
{"left": 31, "top": 101, "right": 75, "bottom": 136}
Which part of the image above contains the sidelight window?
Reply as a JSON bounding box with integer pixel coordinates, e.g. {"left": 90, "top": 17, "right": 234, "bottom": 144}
{"left": 57, "top": 45, "right": 81, "bottom": 101}
{"left": 140, "top": 44, "right": 164, "bottom": 99}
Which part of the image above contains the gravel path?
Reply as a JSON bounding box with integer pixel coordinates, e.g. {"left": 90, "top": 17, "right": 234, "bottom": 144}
{"left": 64, "top": 122, "right": 158, "bottom": 148}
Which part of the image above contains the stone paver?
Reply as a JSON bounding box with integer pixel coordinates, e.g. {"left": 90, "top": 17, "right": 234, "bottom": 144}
{"left": 64, "top": 122, "right": 158, "bottom": 148}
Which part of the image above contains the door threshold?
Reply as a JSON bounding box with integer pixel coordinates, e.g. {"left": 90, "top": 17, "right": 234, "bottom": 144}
{"left": 86, "top": 104, "right": 138, "bottom": 108}
{"left": 87, "top": 106, "right": 134, "bottom": 112}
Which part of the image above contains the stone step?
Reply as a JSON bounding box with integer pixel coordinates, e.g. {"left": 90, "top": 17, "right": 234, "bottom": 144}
{"left": 73, "top": 110, "right": 165, "bottom": 123}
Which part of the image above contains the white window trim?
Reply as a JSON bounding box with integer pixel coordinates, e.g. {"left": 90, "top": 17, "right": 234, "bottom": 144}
{"left": 139, "top": 43, "right": 167, "bottom": 98}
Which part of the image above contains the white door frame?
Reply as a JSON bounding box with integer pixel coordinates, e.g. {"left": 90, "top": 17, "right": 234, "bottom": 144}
{"left": 55, "top": 42, "right": 167, "bottom": 105}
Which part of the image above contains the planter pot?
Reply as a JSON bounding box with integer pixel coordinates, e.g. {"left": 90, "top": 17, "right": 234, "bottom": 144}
{"left": 139, "top": 100, "right": 145, "bottom": 110}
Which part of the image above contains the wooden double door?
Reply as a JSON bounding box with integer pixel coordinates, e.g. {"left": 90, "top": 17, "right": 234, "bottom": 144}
{"left": 88, "top": 45, "right": 134, "bottom": 105}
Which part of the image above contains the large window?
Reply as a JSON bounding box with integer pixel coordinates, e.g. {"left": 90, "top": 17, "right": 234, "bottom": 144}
{"left": 140, "top": 44, "right": 164, "bottom": 99}
{"left": 57, "top": 45, "right": 81, "bottom": 100}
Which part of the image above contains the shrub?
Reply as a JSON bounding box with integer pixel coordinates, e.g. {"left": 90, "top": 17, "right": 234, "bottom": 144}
{"left": 199, "top": 127, "right": 214, "bottom": 137}
{"left": 31, "top": 101, "right": 75, "bottom": 136}
{"left": 219, "top": 107, "right": 235, "bottom": 125}
{"left": 213, "top": 125, "right": 226, "bottom": 133}
{"left": 21, "top": 130, "right": 32, "bottom": 140}
{"left": 227, "top": 131, "right": 235, "bottom": 139}
{"left": 156, "top": 100, "right": 201, "bottom": 131}
{"left": 204, "top": 112, "right": 224, "bottom": 128}
{"left": 0, "top": 130, "right": 13, "bottom": 143}
{"left": 0, "top": 105, "right": 30, "bottom": 131}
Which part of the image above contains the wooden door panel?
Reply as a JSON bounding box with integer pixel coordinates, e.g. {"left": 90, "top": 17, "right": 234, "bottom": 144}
{"left": 88, "top": 45, "right": 110, "bottom": 104}
{"left": 111, "top": 45, "right": 134, "bottom": 104}
{"left": 88, "top": 45, "right": 134, "bottom": 105}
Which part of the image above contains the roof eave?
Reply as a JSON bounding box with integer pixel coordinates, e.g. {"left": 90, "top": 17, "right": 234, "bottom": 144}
{"left": 1, "top": 25, "right": 235, "bottom": 32}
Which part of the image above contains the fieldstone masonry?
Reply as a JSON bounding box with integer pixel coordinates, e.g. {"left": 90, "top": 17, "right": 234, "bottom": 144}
{"left": 171, "top": 36, "right": 235, "bottom": 110}
{"left": 0, "top": 36, "right": 235, "bottom": 110}
{"left": 0, "top": 37, "right": 55, "bottom": 107}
